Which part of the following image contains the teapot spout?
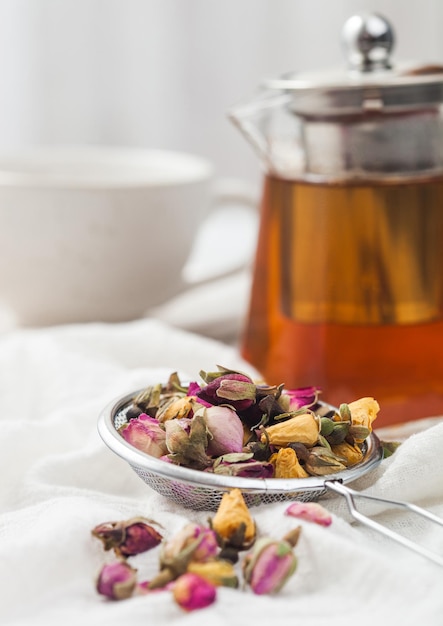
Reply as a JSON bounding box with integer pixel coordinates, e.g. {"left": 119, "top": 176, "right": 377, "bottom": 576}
{"left": 228, "top": 92, "right": 305, "bottom": 178}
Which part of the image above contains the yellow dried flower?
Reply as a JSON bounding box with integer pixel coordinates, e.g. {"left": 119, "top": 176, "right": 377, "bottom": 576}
{"left": 331, "top": 441, "right": 364, "bottom": 466}
{"left": 211, "top": 488, "right": 256, "bottom": 548}
{"left": 347, "top": 397, "right": 380, "bottom": 441}
{"left": 187, "top": 559, "right": 239, "bottom": 588}
{"left": 261, "top": 413, "right": 319, "bottom": 448}
{"left": 157, "top": 396, "right": 195, "bottom": 422}
{"left": 270, "top": 447, "right": 309, "bottom": 479}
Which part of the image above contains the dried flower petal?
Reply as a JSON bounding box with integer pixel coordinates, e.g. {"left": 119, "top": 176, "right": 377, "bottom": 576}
{"left": 96, "top": 561, "right": 137, "bottom": 600}
{"left": 173, "top": 572, "right": 217, "bottom": 612}
{"left": 280, "top": 386, "right": 321, "bottom": 411}
{"left": 242, "top": 536, "right": 297, "bottom": 595}
{"left": 92, "top": 517, "right": 162, "bottom": 557}
{"left": 213, "top": 457, "right": 274, "bottom": 479}
{"left": 210, "top": 488, "right": 256, "bottom": 549}
{"left": 120, "top": 413, "right": 167, "bottom": 458}
{"left": 285, "top": 501, "right": 332, "bottom": 527}
{"left": 382, "top": 440, "right": 402, "bottom": 458}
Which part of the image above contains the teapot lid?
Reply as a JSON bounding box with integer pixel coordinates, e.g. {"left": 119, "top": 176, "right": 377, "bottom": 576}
{"left": 264, "top": 13, "right": 443, "bottom": 115}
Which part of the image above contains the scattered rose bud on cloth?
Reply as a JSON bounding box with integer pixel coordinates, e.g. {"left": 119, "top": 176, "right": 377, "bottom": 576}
{"left": 96, "top": 561, "right": 138, "bottom": 600}
{"left": 91, "top": 487, "right": 305, "bottom": 609}
{"left": 92, "top": 517, "right": 163, "bottom": 557}
{"left": 172, "top": 572, "right": 217, "bottom": 611}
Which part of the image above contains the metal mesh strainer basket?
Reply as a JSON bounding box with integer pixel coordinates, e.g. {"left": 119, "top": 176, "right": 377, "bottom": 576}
{"left": 97, "top": 389, "right": 384, "bottom": 511}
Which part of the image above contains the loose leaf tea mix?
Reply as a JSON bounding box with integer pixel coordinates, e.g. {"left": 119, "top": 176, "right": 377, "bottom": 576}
{"left": 93, "top": 367, "right": 400, "bottom": 610}
{"left": 118, "top": 365, "right": 381, "bottom": 477}
{"left": 92, "top": 488, "right": 323, "bottom": 609}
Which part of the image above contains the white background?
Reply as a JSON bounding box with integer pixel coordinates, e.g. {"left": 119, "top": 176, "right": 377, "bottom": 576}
{"left": 1, "top": 0, "right": 443, "bottom": 186}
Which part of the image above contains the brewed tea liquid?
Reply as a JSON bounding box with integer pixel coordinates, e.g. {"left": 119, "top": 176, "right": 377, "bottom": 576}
{"left": 242, "top": 174, "right": 443, "bottom": 426}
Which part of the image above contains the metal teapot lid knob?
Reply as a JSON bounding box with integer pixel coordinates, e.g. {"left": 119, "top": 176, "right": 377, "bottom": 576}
{"left": 342, "top": 13, "right": 395, "bottom": 72}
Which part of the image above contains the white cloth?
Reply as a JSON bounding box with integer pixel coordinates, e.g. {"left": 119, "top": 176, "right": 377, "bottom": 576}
{"left": 0, "top": 318, "right": 442, "bottom": 626}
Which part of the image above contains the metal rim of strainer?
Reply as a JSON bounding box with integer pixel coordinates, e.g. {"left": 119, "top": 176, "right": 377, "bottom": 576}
{"left": 97, "top": 388, "right": 384, "bottom": 502}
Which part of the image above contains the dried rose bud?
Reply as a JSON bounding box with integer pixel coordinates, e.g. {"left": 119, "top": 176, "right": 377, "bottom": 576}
{"left": 192, "top": 526, "right": 220, "bottom": 562}
{"left": 279, "top": 386, "right": 321, "bottom": 411}
{"left": 150, "top": 523, "right": 219, "bottom": 590}
{"left": 261, "top": 412, "right": 320, "bottom": 447}
{"left": 196, "top": 373, "right": 256, "bottom": 411}
{"left": 285, "top": 501, "right": 332, "bottom": 527}
{"left": 92, "top": 517, "right": 163, "bottom": 558}
{"left": 187, "top": 559, "right": 239, "bottom": 588}
{"left": 210, "top": 488, "right": 256, "bottom": 549}
{"left": 164, "top": 414, "right": 211, "bottom": 470}
{"left": 204, "top": 405, "right": 244, "bottom": 456}
{"left": 304, "top": 446, "right": 347, "bottom": 476}
{"left": 156, "top": 396, "right": 195, "bottom": 422}
{"left": 269, "top": 447, "right": 309, "bottom": 479}
{"left": 173, "top": 572, "right": 217, "bottom": 612}
{"left": 347, "top": 397, "right": 380, "bottom": 439}
{"left": 242, "top": 536, "right": 298, "bottom": 595}
{"left": 120, "top": 413, "right": 167, "bottom": 458}
{"left": 96, "top": 561, "right": 137, "bottom": 600}
{"left": 161, "top": 522, "right": 218, "bottom": 565}
{"left": 330, "top": 441, "right": 363, "bottom": 467}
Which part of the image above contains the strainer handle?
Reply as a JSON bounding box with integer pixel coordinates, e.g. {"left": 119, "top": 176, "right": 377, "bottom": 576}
{"left": 324, "top": 479, "right": 443, "bottom": 568}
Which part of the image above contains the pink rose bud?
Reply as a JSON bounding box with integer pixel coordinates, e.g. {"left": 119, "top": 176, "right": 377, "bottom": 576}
{"left": 242, "top": 537, "right": 297, "bottom": 595}
{"left": 205, "top": 405, "right": 244, "bottom": 456}
{"left": 96, "top": 561, "right": 137, "bottom": 600}
{"left": 150, "top": 522, "right": 219, "bottom": 590}
{"left": 160, "top": 522, "right": 218, "bottom": 566}
{"left": 285, "top": 501, "right": 332, "bottom": 527}
{"left": 92, "top": 517, "right": 163, "bottom": 557}
{"left": 173, "top": 572, "right": 217, "bottom": 612}
{"left": 197, "top": 373, "right": 256, "bottom": 411}
{"left": 120, "top": 413, "right": 167, "bottom": 458}
{"left": 164, "top": 414, "right": 210, "bottom": 470}
{"left": 192, "top": 526, "right": 219, "bottom": 562}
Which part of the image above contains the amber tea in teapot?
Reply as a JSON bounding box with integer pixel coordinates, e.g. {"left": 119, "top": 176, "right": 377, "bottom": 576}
{"left": 244, "top": 173, "right": 443, "bottom": 426}
{"left": 230, "top": 13, "right": 443, "bottom": 426}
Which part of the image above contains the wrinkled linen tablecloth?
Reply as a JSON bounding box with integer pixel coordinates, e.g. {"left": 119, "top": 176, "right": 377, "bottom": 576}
{"left": 1, "top": 318, "right": 443, "bottom": 626}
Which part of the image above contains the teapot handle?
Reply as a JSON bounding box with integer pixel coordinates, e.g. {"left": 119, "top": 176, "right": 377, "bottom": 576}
{"left": 181, "top": 176, "right": 259, "bottom": 286}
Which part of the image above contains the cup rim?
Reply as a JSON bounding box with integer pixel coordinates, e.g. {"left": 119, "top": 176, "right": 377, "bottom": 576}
{"left": 0, "top": 145, "right": 214, "bottom": 189}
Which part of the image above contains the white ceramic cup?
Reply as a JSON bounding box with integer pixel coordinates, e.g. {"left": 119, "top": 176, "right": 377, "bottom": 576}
{"left": 0, "top": 146, "right": 256, "bottom": 327}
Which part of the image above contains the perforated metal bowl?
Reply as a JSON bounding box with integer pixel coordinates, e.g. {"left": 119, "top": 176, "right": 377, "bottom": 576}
{"left": 97, "top": 388, "right": 384, "bottom": 511}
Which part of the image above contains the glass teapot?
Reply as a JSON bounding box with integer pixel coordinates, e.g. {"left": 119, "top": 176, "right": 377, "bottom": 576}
{"left": 229, "top": 13, "right": 443, "bottom": 426}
